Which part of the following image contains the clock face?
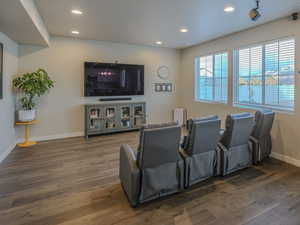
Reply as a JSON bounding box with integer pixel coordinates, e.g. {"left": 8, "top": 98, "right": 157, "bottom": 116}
{"left": 157, "top": 66, "right": 170, "bottom": 80}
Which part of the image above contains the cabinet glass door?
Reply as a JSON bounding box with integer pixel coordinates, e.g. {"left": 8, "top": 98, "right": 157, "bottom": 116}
{"left": 120, "top": 106, "right": 132, "bottom": 128}
{"left": 104, "top": 106, "right": 117, "bottom": 130}
{"left": 88, "top": 107, "right": 102, "bottom": 131}
{"left": 105, "top": 107, "right": 116, "bottom": 118}
{"left": 104, "top": 119, "right": 116, "bottom": 129}
{"left": 133, "top": 104, "right": 145, "bottom": 127}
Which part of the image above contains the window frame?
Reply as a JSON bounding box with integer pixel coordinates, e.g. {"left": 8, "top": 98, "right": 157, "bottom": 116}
{"left": 194, "top": 51, "right": 229, "bottom": 104}
{"left": 233, "top": 36, "right": 296, "bottom": 112}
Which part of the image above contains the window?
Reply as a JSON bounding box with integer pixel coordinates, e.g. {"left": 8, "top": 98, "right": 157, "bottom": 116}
{"left": 195, "top": 52, "right": 228, "bottom": 103}
{"left": 234, "top": 38, "right": 295, "bottom": 111}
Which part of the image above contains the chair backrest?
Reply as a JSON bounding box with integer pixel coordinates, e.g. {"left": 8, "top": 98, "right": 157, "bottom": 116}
{"left": 138, "top": 122, "right": 181, "bottom": 169}
{"left": 220, "top": 113, "right": 255, "bottom": 148}
{"left": 252, "top": 110, "right": 275, "bottom": 139}
{"left": 185, "top": 116, "right": 221, "bottom": 155}
{"left": 186, "top": 115, "right": 218, "bottom": 133}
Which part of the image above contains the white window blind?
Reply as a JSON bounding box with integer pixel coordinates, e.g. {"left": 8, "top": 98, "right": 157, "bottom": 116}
{"left": 234, "top": 38, "right": 295, "bottom": 111}
{"left": 195, "top": 52, "right": 228, "bottom": 103}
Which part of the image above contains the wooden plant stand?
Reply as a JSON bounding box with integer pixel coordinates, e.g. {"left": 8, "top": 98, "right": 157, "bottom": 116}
{"left": 16, "top": 120, "right": 37, "bottom": 147}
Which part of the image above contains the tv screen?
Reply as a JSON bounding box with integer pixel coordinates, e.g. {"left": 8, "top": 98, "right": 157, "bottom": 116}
{"left": 84, "top": 62, "right": 144, "bottom": 96}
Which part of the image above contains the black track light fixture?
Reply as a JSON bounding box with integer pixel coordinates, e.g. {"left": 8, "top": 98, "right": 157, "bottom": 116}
{"left": 249, "top": 0, "right": 261, "bottom": 21}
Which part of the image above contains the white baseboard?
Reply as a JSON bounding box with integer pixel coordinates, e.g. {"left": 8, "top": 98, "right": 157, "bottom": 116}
{"left": 17, "top": 131, "right": 84, "bottom": 143}
{"left": 0, "top": 141, "right": 17, "bottom": 163}
{"left": 271, "top": 152, "right": 300, "bottom": 168}
{"left": 0, "top": 132, "right": 84, "bottom": 163}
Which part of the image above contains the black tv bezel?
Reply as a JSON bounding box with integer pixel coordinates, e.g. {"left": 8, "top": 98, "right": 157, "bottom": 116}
{"left": 84, "top": 62, "right": 144, "bottom": 97}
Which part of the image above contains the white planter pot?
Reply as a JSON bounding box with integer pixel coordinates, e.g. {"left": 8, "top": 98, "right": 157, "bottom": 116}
{"left": 18, "top": 110, "right": 36, "bottom": 122}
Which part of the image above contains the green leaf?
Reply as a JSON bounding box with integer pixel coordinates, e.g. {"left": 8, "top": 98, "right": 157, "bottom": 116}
{"left": 13, "top": 69, "right": 55, "bottom": 110}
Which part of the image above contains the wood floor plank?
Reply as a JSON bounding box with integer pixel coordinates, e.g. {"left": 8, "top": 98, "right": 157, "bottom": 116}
{"left": 0, "top": 131, "right": 300, "bottom": 225}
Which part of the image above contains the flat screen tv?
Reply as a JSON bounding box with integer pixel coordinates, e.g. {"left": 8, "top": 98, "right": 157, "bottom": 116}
{"left": 84, "top": 62, "right": 144, "bottom": 96}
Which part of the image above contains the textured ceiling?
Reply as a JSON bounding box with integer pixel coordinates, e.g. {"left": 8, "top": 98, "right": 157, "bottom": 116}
{"left": 2, "top": 0, "right": 300, "bottom": 48}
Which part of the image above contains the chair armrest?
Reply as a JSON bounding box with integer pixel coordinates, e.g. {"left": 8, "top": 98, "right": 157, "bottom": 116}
{"left": 248, "top": 137, "right": 257, "bottom": 155}
{"left": 215, "top": 147, "right": 221, "bottom": 176}
{"left": 179, "top": 148, "right": 189, "bottom": 158}
{"left": 119, "top": 144, "right": 140, "bottom": 207}
{"left": 186, "top": 120, "right": 191, "bottom": 131}
{"left": 249, "top": 136, "right": 259, "bottom": 144}
{"left": 179, "top": 148, "right": 191, "bottom": 189}
{"left": 249, "top": 136, "right": 259, "bottom": 164}
{"left": 217, "top": 143, "right": 228, "bottom": 176}
{"left": 217, "top": 142, "right": 227, "bottom": 152}
{"left": 177, "top": 156, "right": 185, "bottom": 190}
{"left": 180, "top": 136, "right": 188, "bottom": 149}
{"left": 219, "top": 128, "right": 225, "bottom": 137}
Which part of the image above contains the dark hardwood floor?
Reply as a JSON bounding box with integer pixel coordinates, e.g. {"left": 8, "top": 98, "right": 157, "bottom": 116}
{"left": 1, "top": 132, "right": 300, "bottom": 225}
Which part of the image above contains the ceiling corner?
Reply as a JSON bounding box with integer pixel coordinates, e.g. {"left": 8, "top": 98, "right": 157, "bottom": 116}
{"left": 0, "top": 0, "right": 50, "bottom": 46}
{"left": 20, "top": 0, "right": 50, "bottom": 46}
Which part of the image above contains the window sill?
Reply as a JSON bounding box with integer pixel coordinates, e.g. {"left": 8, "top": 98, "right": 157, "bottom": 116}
{"left": 194, "top": 99, "right": 228, "bottom": 105}
{"left": 233, "top": 103, "right": 295, "bottom": 115}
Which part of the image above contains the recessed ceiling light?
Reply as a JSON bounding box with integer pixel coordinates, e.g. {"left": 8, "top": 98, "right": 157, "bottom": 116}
{"left": 156, "top": 41, "right": 163, "bottom": 45}
{"left": 71, "top": 30, "right": 80, "bottom": 34}
{"left": 224, "top": 6, "right": 235, "bottom": 13}
{"left": 180, "top": 28, "right": 189, "bottom": 33}
{"left": 71, "top": 9, "right": 83, "bottom": 15}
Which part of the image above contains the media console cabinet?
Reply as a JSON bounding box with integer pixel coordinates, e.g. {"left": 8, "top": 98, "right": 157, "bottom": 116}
{"left": 84, "top": 102, "right": 146, "bottom": 138}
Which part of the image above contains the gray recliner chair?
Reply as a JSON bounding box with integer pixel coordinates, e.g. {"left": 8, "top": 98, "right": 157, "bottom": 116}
{"left": 181, "top": 116, "right": 221, "bottom": 188}
{"left": 119, "top": 123, "right": 184, "bottom": 207}
{"left": 218, "top": 113, "right": 255, "bottom": 176}
{"left": 250, "top": 110, "right": 275, "bottom": 164}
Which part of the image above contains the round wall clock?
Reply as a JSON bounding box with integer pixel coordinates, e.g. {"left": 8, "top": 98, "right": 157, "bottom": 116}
{"left": 157, "top": 66, "right": 170, "bottom": 80}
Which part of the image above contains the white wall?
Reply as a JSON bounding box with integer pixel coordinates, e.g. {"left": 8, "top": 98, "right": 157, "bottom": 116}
{"left": 180, "top": 18, "right": 300, "bottom": 165}
{"left": 0, "top": 32, "right": 18, "bottom": 161}
{"left": 6, "top": 16, "right": 300, "bottom": 167}
{"left": 18, "top": 37, "right": 180, "bottom": 140}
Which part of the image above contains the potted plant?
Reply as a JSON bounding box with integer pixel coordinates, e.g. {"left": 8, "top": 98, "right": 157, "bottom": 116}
{"left": 13, "top": 69, "right": 54, "bottom": 122}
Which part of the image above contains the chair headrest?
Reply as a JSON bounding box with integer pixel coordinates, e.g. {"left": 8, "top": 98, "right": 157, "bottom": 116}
{"left": 221, "top": 113, "right": 255, "bottom": 148}
{"left": 229, "top": 112, "right": 253, "bottom": 120}
{"left": 255, "top": 110, "right": 275, "bottom": 118}
{"left": 142, "top": 121, "right": 179, "bottom": 130}
{"left": 185, "top": 118, "right": 221, "bottom": 154}
{"left": 191, "top": 115, "right": 219, "bottom": 122}
{"left": 252, "top": 110, "right": 275, "bottom": 138}
{"left": 138, "top": 122, "right": 181, "bottom": 168}
{"left": 187, "top": 115, "right": 219, "bottom": 130}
